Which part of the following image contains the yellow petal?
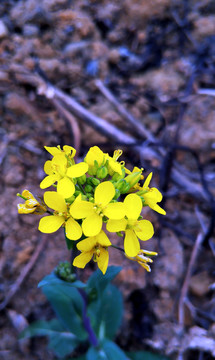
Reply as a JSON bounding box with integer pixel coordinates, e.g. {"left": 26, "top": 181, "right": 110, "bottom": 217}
{"left": 26, "top": 199, "right": 39, "bottom": 208}
{"left": 65, "top": 218, "right": 82, "bottom": 240}
{"left": 151, "top": 204, "right": 166, "bottom": 215}
{"left": 66, "top": 162, "right": 88, "bottom": 178}
{"left": 124, "top": 229, "right": 140, "bottom": 257}
{"left": 57, "top": 177, "right": 75, "bottom": 198}
{"left": 17, "top": 204, "right": 35, "bottom": 214}
{"left": 38, "top": 215, "right": 65, "bottom": 233}
{"left": 77, "top": 237, "right": 97, "bottom": 251}
{"left": 40, "top": 175, "right": 58, "bottom": 189}
{"left": 52, "top": 153, "right": 67, "bottom": 176}
{"left": 108, "top": 159, "right": 122, "bottom": 175}
{"left": 106, "top": 218, "right": 127, "bottom": 232}
{"left": 44, "top": 191, "right": 67, "bottom": 212}
{"left": 70, "top": 200, "right": 94, "bottom": 219}
{"left": 97, "top": 248, "right": 109, "bottom": 274}
{"left": 44, "top": 160, "right": 52, "bottom": 175}
{"left": 95, "top": 181, "right": 115, "bottom": 207}
{"left": 73, "top": 251, "right": 93, "bottom": 269}
{"left": 63, "top": 145, "right": 76, "bottom": 157}
{"left": 22, "top": 190, "right": 35, "bottom": 200}
{"left": 82, "top": 213, "right": 102, "bottom": 236}
{"left": 85, "top": 146, "right": 104, "bottom": 167}
{"left": 134, "top": 220, "right": 154, "bottom": 240}
{"left": 44, "top": 146, "right": 61, "bottom": 156}
{"left": 124, "top": 193, "right": 142, "bottom": 220}
{"left": 96, "top": 231, "right": 112, "bottom": 247}
{"left": 144, "top": 187, "right": 162, "bottom": 203}
{"left": 143, "top": 172, "right": 153, "bottom": 188}
{"left": 103, "top": 202, "right": 125, "bottom": 220}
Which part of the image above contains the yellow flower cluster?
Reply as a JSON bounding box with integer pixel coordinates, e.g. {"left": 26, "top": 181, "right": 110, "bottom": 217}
{"left": 17, "top": 145, "right": 166, "bottom": 274}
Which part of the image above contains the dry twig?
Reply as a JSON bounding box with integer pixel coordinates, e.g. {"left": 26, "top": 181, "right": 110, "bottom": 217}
{"left": 0, "top": 237, "right": 47, "bottom": 311}
{"left": 178, "top": 232, "right": 204, "bottom": 326}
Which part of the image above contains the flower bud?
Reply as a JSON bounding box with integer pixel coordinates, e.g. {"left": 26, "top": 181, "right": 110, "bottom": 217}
{"left": 115, "top": 179, "right": 129, "bottom": 193}
{"left": 66, "top": 195, "right": 75, "bottom": 204}
{"left": 120, "top": 182, "right": 131, "bottom": 194}
{"left": 78, "top": 174, "right": 86, "bottom": 185}
{"left": 91, "top": 178, "right": 100, "bottom": 186}
{"left": 96, "top": 165, "right": 108, "bottom": 179}
{"left": 112, "top": 168, "right": 125, "bottom": 182}
{"left": 124, "top": 171, "right": 142, "bottom": 188}
{"left": 85, "top": 184, "right": 93, "bottom": 193}
{"left": 113, "top": 188, "right": 121, "bottom": 200}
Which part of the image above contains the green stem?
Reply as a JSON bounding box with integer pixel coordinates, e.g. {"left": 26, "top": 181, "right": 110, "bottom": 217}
{"left": 111, "top": 244, "right": 125, "bottom": 252}
{"left": 77, "top": 182, "right": 87, "bottom": 195}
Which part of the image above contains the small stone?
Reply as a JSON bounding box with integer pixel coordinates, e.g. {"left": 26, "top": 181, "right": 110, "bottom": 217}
{"left": 190, "top": 271, "right": 213, "bottom": 297}
{"left": 23, "top": 24, "right": 39, "bottom": 37}
{"left": 0, "top": 20, "right": 8, "bottom": 38}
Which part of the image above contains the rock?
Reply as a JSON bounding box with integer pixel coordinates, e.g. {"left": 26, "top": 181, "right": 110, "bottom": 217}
{"left": 190, "top": 271, "right": 213, "bottom": 297}
{"left": 153, "top": 229, "right": 184, "bottom": 291}
{"left": 23, "top": 24, "right": 39, "bottom": 37}
{"left": 193, "top": 15, "right": 215, "bottom": 40}
{"left": 0, "top": 20, "right": 8, "bottom": 38}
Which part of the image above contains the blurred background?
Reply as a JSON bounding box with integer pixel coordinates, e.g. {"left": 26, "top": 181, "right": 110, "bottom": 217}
{"left": 0, "top": 0, "right": 215, "bottom": 359}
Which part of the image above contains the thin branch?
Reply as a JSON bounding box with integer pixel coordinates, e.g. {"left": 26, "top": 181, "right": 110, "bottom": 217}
{"left": 0, "top": 237, "right": 47, "bottom": 311}
{"left": 178, "top": 232, "right": 204, "bottom": 326}
{"left": 94, "top": 79, "right": 154, "bottom": 141}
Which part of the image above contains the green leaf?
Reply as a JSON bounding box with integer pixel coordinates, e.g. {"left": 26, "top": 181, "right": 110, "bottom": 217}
{"left": 86, "top": 346, "right": 108, "bottom": 360}
{"left": 102, "top": 339, "right": 128, "bottom": 360}
{"left": 99, "top": 284, "right": 123, "bottom": 339}
{"left": 87, "top": 283, "right": 123, "bottom": 340}
{"left": 38, "top": 272, "right": 85, "bottom": 289}
{"left": 127, "top": 351, "right": 169, "bottom": 360}
{"left": 20, "top": 319, "right": 80, "bottom": 359}
{"left": 39, "top": 274, "right": 87, "bottom": 340}
{"left": 86, "top": 339, "right": 128, "bottom": 360}
{"left": 87, "top": 266, "right": 122, "bottom": 296}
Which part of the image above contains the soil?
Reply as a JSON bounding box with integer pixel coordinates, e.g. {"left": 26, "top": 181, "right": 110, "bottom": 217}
{"left": 0, "top": 1, "right": 215, "bottom": 359}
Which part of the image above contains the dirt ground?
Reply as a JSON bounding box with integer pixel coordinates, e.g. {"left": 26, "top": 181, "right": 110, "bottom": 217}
{"left": 0, "top": 0, "right": 215, "bottom": 359}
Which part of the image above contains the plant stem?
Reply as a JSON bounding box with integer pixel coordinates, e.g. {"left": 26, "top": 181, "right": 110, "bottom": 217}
{"left": 78, "top": 288, "right": 99, "bottom": 347}
{"left": 111, "top": 244, "right": 124, "bottom": 252}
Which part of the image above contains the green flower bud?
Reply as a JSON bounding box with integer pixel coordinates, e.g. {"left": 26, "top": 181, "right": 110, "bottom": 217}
{"left": 115, "top": 179, "right": 127, "bottom": 192}
{"left": 86, "top": 192, "right": 93, "bottom": 198}
{"left": 120, "top": 182, "right": 131, "bottom": 194}
{"left": 91, "top": 178, "right": 100, "bottom": 186}
{"left": 96, "top": 165, "right": 108, "bottom": 179}
{"left": 86, "top": 177, "right": 93, "bottom": 185}
{"left": 78, "top": 174, "right": 86, "bottom": 185}
{"left": 74, "top": 190, "right": 81, "bottom": 197}
{"left": 113, "top": 188, "right": 121, "bottom": 200}
{"left": 112, "top": 168, "right": 125, "bottom": 181}
{"left": 124, "top": 171, "right": 142, "bottom": 188}
{"left": 85, "top": 184, "right": 93, "bottom": 193}
{"left": 91, "top": 160, "right": 99, "bottom": 175}
{"left": 66, "top": 195, "right": 75, "bottom": 204}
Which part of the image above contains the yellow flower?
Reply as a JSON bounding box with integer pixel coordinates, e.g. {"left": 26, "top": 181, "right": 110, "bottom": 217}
{"left": 73, "top": 230, "right": 112, "bottom": 274}
{"left": 38, "top": 191, "right": 82, "bottom": 240}
{"left": 85, "top": 146, "right": 105, "bottom": 170}
{"left": 70, "top": 181, "right": 125, "bottom": 237}
{"left": 107, "top": 193, "right": 154, "bottom": 257}
{"left": 17, "top": 190, "right": 47, "bottom": 214}
{"left": 139, "top": 173, "right": 166, "bottom": 215}
{"left": 44, "top": 145, "right": 76, "bottom": 158}
{"left": 85, "top": 146, "right": 123, "bottom": 175}
{"left": 106, "top": 149, "right": 123, "bottom": 175}
{"left": 126, "top": 249, "right": 158, "bottom": 272}
{"left": 40, "top": 153, "right": 88, "bottom": 198}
